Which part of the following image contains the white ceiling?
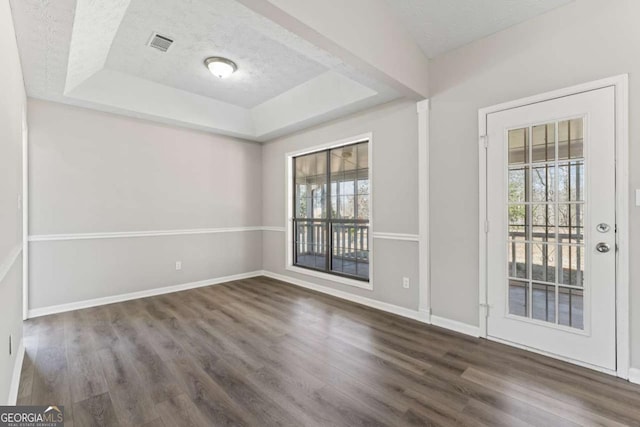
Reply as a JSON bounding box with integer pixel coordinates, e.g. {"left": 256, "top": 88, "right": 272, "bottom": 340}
{"left": 106, "top": 0, "right": 328, "bottom": 108}
{"left": 385, "top": 0, "right": 573, "bottom": 58}
{"left": 10, "top": 0, "right": 400, "bottom": 140}
{"left": 9, "top": 0, "right": 573, "bottom": 141}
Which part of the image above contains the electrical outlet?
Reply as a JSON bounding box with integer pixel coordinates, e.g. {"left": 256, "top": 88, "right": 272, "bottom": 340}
{"left": 402, "top": 277, "right": 410, "bottom": 289}
{"left": 175, "top": 261, "right": 182, "bottom": 270}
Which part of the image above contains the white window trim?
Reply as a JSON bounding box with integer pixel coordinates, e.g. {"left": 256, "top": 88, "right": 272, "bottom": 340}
{"left": 285, "top": 132, "right": 373, "bottom": 290}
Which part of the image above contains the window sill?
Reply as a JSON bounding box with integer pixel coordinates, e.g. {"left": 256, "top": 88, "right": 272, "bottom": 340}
{"left": 286, "top": 265, "right": 373, "bottom": 291}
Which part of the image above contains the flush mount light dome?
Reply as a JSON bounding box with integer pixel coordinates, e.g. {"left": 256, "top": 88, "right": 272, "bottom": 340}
{"left": 204, "top": 57, "right": 237, "bottom": 79}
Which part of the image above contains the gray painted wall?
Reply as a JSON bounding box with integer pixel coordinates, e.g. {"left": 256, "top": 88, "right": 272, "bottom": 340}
{"left": 28, "top": 100, "right": 263, "bottom": 309}
{"left": 0, "top": 0, "right": 25, "bottom": 404}
{"left": 262, "top": 100, "right": 420, "bottom": 309}
{"left": 428, "top": 0, "right": 640, "bottom": 366}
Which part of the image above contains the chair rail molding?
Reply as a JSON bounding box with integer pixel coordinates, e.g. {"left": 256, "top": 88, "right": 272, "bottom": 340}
{"left": 372, "top": 232, "right": 419, "bottom": 242}
{"left": 29, "top": 226, "right": 271, "bottom": 242}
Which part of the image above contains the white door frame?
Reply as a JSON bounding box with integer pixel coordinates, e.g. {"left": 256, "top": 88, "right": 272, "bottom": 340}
{"left": 478, "top": 75, "right": 629, "bottom": 379}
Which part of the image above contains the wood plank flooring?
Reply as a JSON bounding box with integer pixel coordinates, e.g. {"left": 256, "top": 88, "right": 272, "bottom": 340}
{"left": 17, "top": 276, "right": 640, "bottom": 426}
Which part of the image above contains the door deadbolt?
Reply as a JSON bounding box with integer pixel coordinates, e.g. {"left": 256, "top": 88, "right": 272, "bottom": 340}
{"left": 596, "top": 223, "right": 611, "bottom": 233}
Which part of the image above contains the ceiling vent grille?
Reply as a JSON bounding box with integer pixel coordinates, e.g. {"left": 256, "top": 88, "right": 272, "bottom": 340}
{"left": 148, "top": 33, "right": 173, "bottom": 52}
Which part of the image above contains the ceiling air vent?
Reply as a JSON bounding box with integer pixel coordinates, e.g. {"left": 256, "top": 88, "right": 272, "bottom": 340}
{"left": 148, "top": 33, "right": 173, "bottom": 52}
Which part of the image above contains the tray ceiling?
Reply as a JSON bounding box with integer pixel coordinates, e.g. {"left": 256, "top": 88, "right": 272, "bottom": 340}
{"left": 9, "top": 0, "right": 574, "bottom": 140}
{"left": 105, "top": 0, "right": 329, "bottom": 108}
{"left": 10, "top": 0, "right": 399, "bottom": 141}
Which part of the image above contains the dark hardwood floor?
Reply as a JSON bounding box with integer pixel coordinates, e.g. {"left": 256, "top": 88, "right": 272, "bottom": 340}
{"left": 17, "top": 276, "right": 640, "bottom": 426}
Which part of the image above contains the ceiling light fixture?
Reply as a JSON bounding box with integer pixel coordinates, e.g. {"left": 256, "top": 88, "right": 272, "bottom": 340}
{"left": 204, "top": 57, "right": 237, "bottom": 79}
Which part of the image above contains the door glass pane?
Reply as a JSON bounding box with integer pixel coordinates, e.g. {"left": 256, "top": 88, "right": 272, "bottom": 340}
{"left": 558, "top": 118, "right": 584, "bottom": 160}
{"left": 559, "top": 245, "right": 584, "bottom": 287}
{"left": 531, "top": 204, "right": 555, "bottom": 243}
{"left": 505, "top": 119, "right": 586, "bottom": 330}
{"left": 532, "top": 283, "right": 556, "bottom": 323}
{"left": 509, "top": 167, "right": 528, "bottom": 202}
{"left": 532, "top": 123, "right": 556, "bottom": 162}
{"left": 558, "top": 204, "right": 583, "bottom": 244}
{"left": 509, "top": 280, "right": 529, "bottom": 317}
{"left": 508, "top": 204, "right": 528, "bottom": 241}
{"left": 508, "top": 128, "right": 529, "bottom": 164}
{"left": 558, "top": 287, "right": 584, "bottom": 330}
{"left": 558, "top": 162, "right": 584, "bottom": 201}
{"left": 508, "top": 242, "right": 528, "bottom": 279}
{"left": 532, "top": 243, "right": 556, "bottom": 283}
{"left": 532, "top": 165, "right": 555, "bottom": 202}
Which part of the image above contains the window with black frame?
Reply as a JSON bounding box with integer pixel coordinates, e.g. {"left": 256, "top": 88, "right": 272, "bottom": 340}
{"left": 293, "top": 141, "right": 369, "bottom": 281}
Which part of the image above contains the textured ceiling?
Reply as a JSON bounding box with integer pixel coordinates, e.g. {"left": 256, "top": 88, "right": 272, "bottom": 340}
{"left": 9, "top": 0, "right": 397, "bottom": 140}
{"left": 10, "top": 0, "right": 574, "bottom": 140}
{"left": 106, "top": 0, "right": 328, "bottom": 108}
{"left": 385, "top": 0, "right": 573, "bottom": 58}
{"left": 10, "top": 0, "right": 76, "bottom": 101}
{"left": 66, "top": 0, "right": 130, "bottom": 92}
{"left": 8, "top": 0, "right": 575, "bottom": 140}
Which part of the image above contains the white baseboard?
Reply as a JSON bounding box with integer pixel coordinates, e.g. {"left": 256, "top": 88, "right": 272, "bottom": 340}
{"left": 431, "top": 315, "right": 480, "bottom": 337}
{"left": 27, "top": 269, "right": 480, "bottom": 342}
{"left": 7, "top": 339, "right": 25, "bottom": 405}
{"left": 629, "top": 368, "right": 640, "bottom": 385}
{"left": 262, "top": 270, "right": 430, "bottom": 324}
{"left": 262, "top": 271, "right": 481, "bottom": 339}
{"left": 419, "top": 308, "right": 432, "bottom": 323}
{"left": 263, "top": 271, "right": 480, "bottom": 338}
{"left": 27, "top": 271, "right": 263, "bottom": 318}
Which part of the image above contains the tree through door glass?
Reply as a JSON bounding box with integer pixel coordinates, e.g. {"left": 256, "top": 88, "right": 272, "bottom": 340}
{"left": 507, "top": 119, "right": 585, "bottom": 329}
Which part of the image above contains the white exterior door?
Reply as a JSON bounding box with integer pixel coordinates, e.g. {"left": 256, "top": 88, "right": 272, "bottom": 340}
{"left": 486, "top": 87, "right": 617, "bottom": 371}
